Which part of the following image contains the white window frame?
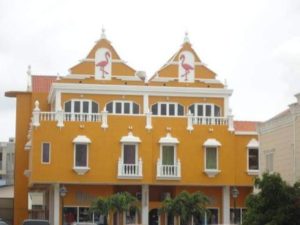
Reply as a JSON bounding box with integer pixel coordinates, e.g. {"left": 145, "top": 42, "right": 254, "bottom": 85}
{"left": 230, "top": 207, "right": 247, "bottom": 225}
{"left": 64, "top": 99, "right": 99, "bottom": 114}
{"left": 41, "top": 142, "right": 51, "bottom": 164}
{"left": 203, "top": 139, "right": 221, "bottom": 177}
{"left": 121, "top": 143, "right": 138, "bottom": 165}
{"left": 106, "top": 100, "right": 140, "bottom": 114}
{"left": 160, "top": 144, "right": 176, "bottom": 165}
{"left": 73, "top": 135, "right": 91, "bottom": 175}
{"left": 265, "top": 151, "right": 274, "bottom": 173}
{"left": 247, "top": 148, "right": 259, "bottom": 175}
{"left": 123, "top": 210, "right": 138, "bottom": 225}
{"left": 151, "top": 102, "right": 184, "bottom": 116}
{"left": 188, "top": 103, "right": 221, "bottom": 117}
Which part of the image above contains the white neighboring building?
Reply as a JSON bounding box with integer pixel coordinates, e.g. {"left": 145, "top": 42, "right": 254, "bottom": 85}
{"left": 258, "top": 93, "right": 300, "bottom": 184}
{"left": 0, "top": 138, "right": 15, "bottom": 186}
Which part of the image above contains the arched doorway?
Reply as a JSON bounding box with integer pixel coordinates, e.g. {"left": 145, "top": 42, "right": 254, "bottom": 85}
{"left": 149, "top": 208, "right": 159, "bottom": 225}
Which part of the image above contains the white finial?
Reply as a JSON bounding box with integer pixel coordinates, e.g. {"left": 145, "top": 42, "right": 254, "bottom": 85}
{"left": 56, "top": 73, "right": 60, "bottom": 81}
{"left": 224, "top": 79, "right": 227, "bottom": 88}
{"left": 101, "top": 26, "right": 106, "bottom": 39}
{"left": 27, "top": 65, "right": 32, "bottom": 91}
{"left": 184, "top": 31, "right": 190, "bottom": 44}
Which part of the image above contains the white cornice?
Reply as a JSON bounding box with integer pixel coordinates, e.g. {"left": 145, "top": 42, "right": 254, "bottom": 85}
{"left": 48, "top": 83, "right": 233, "bottom": 103}
{"left": 235, "top": 131, "right": 258, "bottom": 136}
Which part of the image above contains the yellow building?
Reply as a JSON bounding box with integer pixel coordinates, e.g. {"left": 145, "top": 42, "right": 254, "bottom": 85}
{"left": 6, "top": 31, "right": 259, "bottom": 225}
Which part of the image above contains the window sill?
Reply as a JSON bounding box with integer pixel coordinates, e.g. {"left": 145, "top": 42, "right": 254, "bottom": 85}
{"left": 156, "top": 175, "right": 181, "bottom": 180}
{"left": 73, "top": 167, "right": 90, "bottom": 175}
{"left": 247, "top": 170, "right": 259, "bottom": 176}
{"left": 204, "top": 169, "right": 221, "bottom": 178}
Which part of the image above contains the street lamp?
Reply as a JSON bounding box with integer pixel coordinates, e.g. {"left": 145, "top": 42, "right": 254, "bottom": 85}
{"left": 60, "top": 185, "right": 68, "bottom": 225}
{"left": 231, "top": 186, "right": 239, "bottom": 225}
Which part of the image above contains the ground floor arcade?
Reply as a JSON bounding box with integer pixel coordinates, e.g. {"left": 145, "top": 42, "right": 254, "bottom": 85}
{"left": 27, "top": 184, "right": 252, "bottom": 225}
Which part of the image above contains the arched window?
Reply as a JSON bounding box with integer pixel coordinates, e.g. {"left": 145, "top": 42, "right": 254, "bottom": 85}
{"left": 188, "top": 104, "right": 221, "bottom": 117}
{"left": 106, "top": 101, "right": 139, "bottom": 114}
{"left": 64, "top": 100, "right": 99, "bottom": 114}
{"left": 151, "top": 102, "right": 184, "bottom": 116}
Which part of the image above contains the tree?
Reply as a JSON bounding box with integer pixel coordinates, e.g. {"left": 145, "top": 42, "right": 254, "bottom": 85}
{"left": 90, "top": 196, "right": 110, "bottom": 225}
{"left": 160, "top": 191, "right": 210, "bottom": 225}
{"left": 109, "top": 192, "right": 139, "bottom": 225}
{"left": 243, "top": 173, "right": 300, "bottom": 225}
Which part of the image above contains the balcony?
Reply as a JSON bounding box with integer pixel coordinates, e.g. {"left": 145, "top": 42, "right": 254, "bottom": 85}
{"left": 156, "top": 159, "right": 181, "bottom": 180}
{"left": 31, "top": 100, "right": 235, "bottom": 131}
{"left": 117, "top": 158, "right": 143, "bottom": 179}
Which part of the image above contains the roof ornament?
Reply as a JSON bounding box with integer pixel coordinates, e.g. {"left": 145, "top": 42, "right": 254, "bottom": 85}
{"left": 183, "top": 31, "right": 190, "bottom": 44}
{"left": 56, "top": 73, "right": 60, "bottom": 81}
{"left": 27, "top": 65, "right": 32, "bottom": 91}
{"left": 101, "top": 26, "right": 107, "bottom": 39}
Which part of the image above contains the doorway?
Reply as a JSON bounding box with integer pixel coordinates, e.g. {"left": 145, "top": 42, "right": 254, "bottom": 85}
{"left": 149, "top": 209, "right": 159, "bottom": 225}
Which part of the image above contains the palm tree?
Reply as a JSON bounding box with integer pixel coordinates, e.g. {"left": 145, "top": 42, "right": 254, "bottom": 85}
{"left": 90, "top": 196, "right": 110, "bottom": 225}
{"left": 109, "top": 192, "right": 139, "bottom": 225}
{"left": 160, "top": 191, "right": 209, "bottom": 225}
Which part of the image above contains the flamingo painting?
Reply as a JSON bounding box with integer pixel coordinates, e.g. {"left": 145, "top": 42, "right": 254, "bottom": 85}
{"left": 180, "top": 54, "right": 194, "bottom": 81}
{"left": 96, "top": 51, "right": 111, "bottom": 78}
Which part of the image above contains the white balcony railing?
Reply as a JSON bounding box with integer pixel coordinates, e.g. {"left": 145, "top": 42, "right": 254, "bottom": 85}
{"left": 63, "top": 112, "right": 101, "bottom": 122}
{"left": 117, "top": 158, "right": 142, "bottom": 179}
{"left": 156, "top": 159, "right": 181, "bottom": 180}
{"left": 192, "top": 116, "right": 228, "bottom": 125}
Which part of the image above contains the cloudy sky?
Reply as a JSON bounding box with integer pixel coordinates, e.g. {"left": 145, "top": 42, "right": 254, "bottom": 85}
{"left": 1, "top": 0, "right": 300, "bottom": 141}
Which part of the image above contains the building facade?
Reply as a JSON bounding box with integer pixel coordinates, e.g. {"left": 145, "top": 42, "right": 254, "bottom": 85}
{"left": 6, "top": 32, "right": 259, "bottom": 225}
{"left": 0, "top": 138, "right": 15, "bottom": 186}
{"left": 258, "top": 93, "right": 300, "bottom": 184}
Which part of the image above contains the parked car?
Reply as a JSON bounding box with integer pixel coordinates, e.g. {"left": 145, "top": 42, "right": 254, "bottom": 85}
{"left": 22, "top": 220, "right": 50, "bottom": 225}
{"left": 0, "top": 221, "right": 8, "bottom": 225}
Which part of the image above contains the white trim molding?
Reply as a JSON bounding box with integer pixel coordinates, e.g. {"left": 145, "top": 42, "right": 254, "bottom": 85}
{"left": 73, "top": 135, "right": 91, "bottom": 144}
{"left": 203, "top": 138, "right": 221, "bottom": 147}
{"left": 120, "top": 132, "right": 141, "bottom": 143}
{"left": 159, "top": 133, "right": 179, "bottom": 144}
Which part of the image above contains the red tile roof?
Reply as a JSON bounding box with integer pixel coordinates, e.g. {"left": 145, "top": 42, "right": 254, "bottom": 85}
{"left": 234, "top": 121, "right": 258, "bottom": 132}
{"left": 32, "top": 75, "right": 57, "bottom": 93}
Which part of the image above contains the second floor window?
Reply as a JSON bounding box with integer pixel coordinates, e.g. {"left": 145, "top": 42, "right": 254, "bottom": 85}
{"left": 248, "top": 148, "right": 259, "bottom": 171}
{"left": 74, "top": 144, "right": 88, "bottom": 168}
{"left": 152, "top": 102, "right": 184, "bottom": 116}
{"left": 123, "top": 144, "right": 137, "bottom": 164}
{"left": 188, "top": 104, "right": 221, "bottom": 117}
{"left": 205, "top": 147, "right": 217, "bottom": 170}
{"left": 64, "top": 100, "right": 99, "bottom": 114}
{"left": 162, "top": 145, "right": 175, "bottom": 165}
{"left": 41, "top": 142, "right": 50, "bottom": 164}
{"left": 106, "top": 101, "right": 139, "bottom": 114}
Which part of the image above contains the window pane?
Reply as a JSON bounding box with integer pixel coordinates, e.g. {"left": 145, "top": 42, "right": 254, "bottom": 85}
{"left": 214, "top": 105, "right": 221, "bottom": 117}
{"left": 133, "top": 103, "right": 139, "bottom": 114}
{"left": 79, "top": 207, "right": 93, "bottom": 222}
{"left": 206, "top": 147, "right": 217, "bottom": 169}
{"left": 92, "top": 102, "right": 98, "bottom": 113}
{"left": 152, "top": 104, "right": 158, "bottom": 115}
{"left": 107, "top": 102, "right": 113, "bottom": 113}
{"left": 63, "top": 207, "right": 77, "bottom": 224}
{"left": 249, "top": 148, "right": 259, "bottom": 170}
{"left": 230, "top": 208, "right": 241, "bottom": 225}
{"left": 83, "top": 101, "right": 89, "bottom": 113}
{"left": 74, "top": 101, "right": 81, "bottom": 113}
{"left": 125, "top": 211, "right": 136, "bottom": 224}
{"left": 178, "top": 104, "right": 184, "bottom": 116}
{"left": 75, "top": 144, "right": 87, "bottom": 167}
{"left": 42, "top": 143, "right": 50, "bottom": 163}
{"left": 162, "top": 146, "right": 174, "bottom": 165}
{"left": 116, "top": 102, "right": 122, "bottom": 113}
{"left": 207, "top": 209, "right": 218, "bottom": 225}
{"left": 197, "top": 105, "right": 203, "bottom": 116}
{"left": 161, "top": 104, "right": 167, "bottom": 115}
{"left": 65, "top": 101, "right": 71, "bottom": 112}
{"left": 124, "top": 102, "right": 130, "bottom": 114}
{"left": 169, "top": 104, "right": 175, "bottom": 116}
{"left": 188, "top": 105, "right": 194, "bottom": 115}
{"left": 124, "top": 145, "right": 136, "bottom": 164}
{"left": 205, "top": 105, "right": 211, "bottom": 116}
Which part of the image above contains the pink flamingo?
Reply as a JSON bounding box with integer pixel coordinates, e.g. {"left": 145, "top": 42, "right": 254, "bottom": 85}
{"left": 96, "top": 51, "right": 111, "bottom": 78}
{"left": 180, "top": 54, "right": 194, "bottom": 81}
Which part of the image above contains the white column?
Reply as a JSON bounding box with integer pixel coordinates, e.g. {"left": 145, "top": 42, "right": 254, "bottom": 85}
{"left": 49, "top": 186, "right": 54, "bottom": 225}
{"left": 143, "top": 94, "right": 149, "bottom": 114}
{"left": 142, "top": 185, "right": 149, "bottom": 225}
{"left": 55, "top": 91, "right": 61, "bottom": 112}
{"left": 222, "top": 186, "right": 230, "bottom": 225}
{"left": 53, "top": 184, "right": 60, "bottom": 225}
{"left": 224, "top": 96, "right": 229, "bottom": 117}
